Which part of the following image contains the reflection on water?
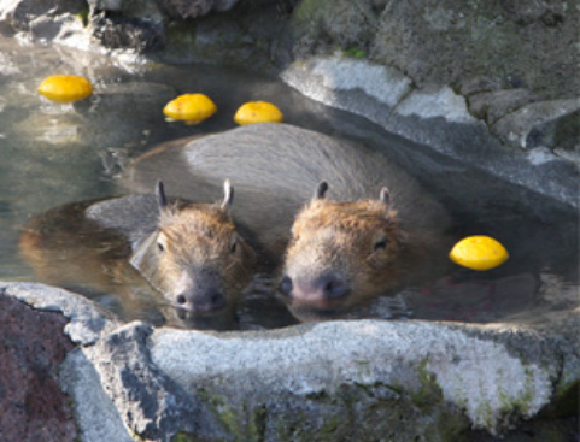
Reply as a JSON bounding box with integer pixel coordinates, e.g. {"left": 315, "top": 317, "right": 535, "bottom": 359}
{"left": 1, "top": 36, "right": 578, "bottom": 330}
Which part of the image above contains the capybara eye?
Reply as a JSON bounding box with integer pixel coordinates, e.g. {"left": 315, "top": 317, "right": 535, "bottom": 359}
{"left": 373, "top": 237, "right": 388, "bottom": 251}
{"left": 279, "top": 276, "right": 293, "bottom": 296}
{"left": 176, "top": 294, "right": 186, "bottom": 305}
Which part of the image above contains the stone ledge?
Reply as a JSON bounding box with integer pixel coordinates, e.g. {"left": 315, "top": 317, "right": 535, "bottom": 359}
{"left": 2, "top": 282, "right": 578, "bottom": 441}
{"left": 281, "top": 57, "right": 579, "bottom": 209}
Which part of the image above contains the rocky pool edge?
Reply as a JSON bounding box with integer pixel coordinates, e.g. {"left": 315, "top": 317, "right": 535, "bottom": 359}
{"left": 1, "top": 282, "right": 578, "bottom": 442}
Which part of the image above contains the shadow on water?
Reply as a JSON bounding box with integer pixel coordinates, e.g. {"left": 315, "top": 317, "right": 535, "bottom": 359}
{"left": 1, "top": 37, "right": 577, "bottom": 330}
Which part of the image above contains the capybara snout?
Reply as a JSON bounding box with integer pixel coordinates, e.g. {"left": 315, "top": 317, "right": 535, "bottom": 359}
{"left": 172, "top": 271, "right": 226, "bottom": 312}
{"left": 280, "top": 184, "right": 403, "bottom": 306}
{"left": 279, "top": 271, "right": 349, "bottom": 302}
{"left": 133, "top": 180, "right": 255, "bottom": 312}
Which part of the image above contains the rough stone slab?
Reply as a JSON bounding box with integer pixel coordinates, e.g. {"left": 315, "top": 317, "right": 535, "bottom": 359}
{"left": 492, "top": 98, "right": 580, "bottom": 149}
{"left": 284, "top": 57, "right": 411, "bottom": 109}
{"left": 281, "top": 57, "right": 579, "bottom": 209}
{"left": 2, "top": 283, "right": 577, "bottom": 441}
{"left": 396, "top": 85, "right": 476, "bottom": 123}
{"left": 60, "top": 348, "right": 133, "bottom": 442}
{"left": 84, "top": 321, "right": 229, "bottom": 441}
{"left": 0, "top": 282, "right": 120, "bottom": 345}
{"left": 150, "top": 320, "right": 557, "bottom": 434}
{"left": 0, "top": 291, "right": 78, "bottom": 442}
{"left": 468, "top": 88, "right": 540, "bottom": 125}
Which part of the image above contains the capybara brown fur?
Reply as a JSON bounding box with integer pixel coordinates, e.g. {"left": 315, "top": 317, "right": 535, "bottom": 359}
{"left": 128, "top": 180, "right": 255, "bottom": 312}
{"left": 19, "top": 180, "right": 255, "bottom": 317}
{"left": 278, "top": 184, "right": 406, "bottom": 307}
{"left": 118, "top": 124, "right": 451, "bottom": 309}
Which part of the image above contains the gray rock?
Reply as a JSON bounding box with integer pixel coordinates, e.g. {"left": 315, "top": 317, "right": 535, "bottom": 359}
{"left": 368, "top": 1, "right": 580, "bottom": 99}
{"left": 460, "top": 76, "right": 503, "bottom": 96}
{"left": 0, "top": 0, "right": 87, "bottom": 32}
{"left": 397, "top": 85, "right": 476, "bottom": 124}
{"left": 468, "top": 89, "right": 540, "bottom": 125}
{"left": 85, "top": 321, "right": 228, "bottom": 441}
{"left": 60, "top": 348, "right": 134, "bottom": 442}
{"left": 281, "top": 57, "right": 411, "bottom": 114}
{"left": 3, "top": 283, "right": 578, "bottom": 441}
{"left": 150, "top": 320, "right": 563, "bottom": 437}
{"left": 154, "top": 0, "right": 241, "bottom": 19}
{"left": 0, "top": 282, "right": 120, "bottom": 345}
{"left": 89, "top": 0, "right": 164, "bottom": 23}
{"left": 288, "top": 0, "right": 377, "bottom": 61}
{"left": 492, "top": 98, "right": 580, "bottom": 149}
{"left": 91, "top": 12, "right": 164, "bottom": 53}
{"left": 281, "top": 56, "right": 579, "bottom": 209}
{"left": 500, "top": 0, "right": 569, "bottom": 25}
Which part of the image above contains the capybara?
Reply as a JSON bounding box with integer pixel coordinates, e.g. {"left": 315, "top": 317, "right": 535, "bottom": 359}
{"left": 19, "top": 180, "right": 255, "bottom": 317}
{"left": 278, "top": 183, "right": 405, "bottom": 306}
{"left": 117, "top": 124, "right": 451, "bottom": 310}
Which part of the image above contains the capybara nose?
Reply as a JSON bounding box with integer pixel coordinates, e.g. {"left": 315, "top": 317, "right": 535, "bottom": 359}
{"left": 317, "top": 272, "right": 348, "bottom": 299}
{"left": 279, "top": 275, "right": 293, "bottom": 296}
{"left": 175, "top": 289, "right": 225, "bottom": 312}
{"left": 288, "top": 272, "right": 349, "bottom": 301}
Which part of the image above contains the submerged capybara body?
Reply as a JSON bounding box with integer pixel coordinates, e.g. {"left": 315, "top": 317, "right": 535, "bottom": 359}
{"left": 19, "top": 181, "right": 255, "bottom": 318}
{"left": 118, "top": 124, "right": 451, "bottom": 309}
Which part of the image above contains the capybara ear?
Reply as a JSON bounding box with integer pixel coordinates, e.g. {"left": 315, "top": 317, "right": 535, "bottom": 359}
{"left": 379, "top": 187, "right": 392, "bottom": 211}
{"left": 313, "top": 181, "right": 329, "bottom": 200}
{"left": 222, "top": 179, "right": 234, "bottom": 209}
{"left": 157, "top": 180, "right": 167, "bottom": 210}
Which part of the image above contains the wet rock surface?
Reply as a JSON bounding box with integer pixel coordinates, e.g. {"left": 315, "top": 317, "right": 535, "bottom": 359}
{"left": 0, "top": 290, "right": 77, "bottom": 442}
{"left": 1, "top": 283, "right": 578, "bottom": 442}
{"left": 1, "top": 0, "right": 577, "bottom": 187}
{"left": 281, "top": 58, "right": 579, "bottom": 208}
{"left": 155, "top": 0, "right": 241, "bottom": 19}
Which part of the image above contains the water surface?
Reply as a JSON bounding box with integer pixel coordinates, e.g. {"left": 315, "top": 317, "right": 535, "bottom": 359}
{"left": 1, "top": 36, "right": 577, "bottom": 330}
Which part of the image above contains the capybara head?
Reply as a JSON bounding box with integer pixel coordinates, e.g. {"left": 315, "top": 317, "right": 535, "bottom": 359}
{"left": 279, "top": 182, "right": 406, "bottom": 308}
{"left": 135, "top": 180, "right": 255, "bottom": 312}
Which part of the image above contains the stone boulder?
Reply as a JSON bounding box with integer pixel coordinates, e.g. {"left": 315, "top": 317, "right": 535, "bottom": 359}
{"left": 154, "top": 0, "right": 241, "bottom": 19}
{"left": 1, "top": 282, "right": 578, "bottom": 442}
{"left": 0, "top": 0, "right": 87, "bottom": 32}
{"left": 0, "top": 289, "right": 78, "bottom": 442}
{"left": 491, "top": 98, "right": 580, "bottom": 149}
{"left": 281, "top": 57, "right": 579, "bottom": 208}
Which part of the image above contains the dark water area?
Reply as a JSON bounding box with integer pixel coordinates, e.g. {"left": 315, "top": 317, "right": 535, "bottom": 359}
{"left": 1, "top": 37, "right": 577, "bottom": 330}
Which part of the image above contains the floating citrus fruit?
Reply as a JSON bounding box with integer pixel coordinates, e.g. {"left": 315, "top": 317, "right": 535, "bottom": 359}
{"left": 163, "top": 94, "right": 216, "bottom": 124}
{"left": 234, "top": 101, "right": 283, "bottom": 125}
{"left": 449, "top": 235, "right": 509, "bottom": 271}
{"left": 37, "top": 75, "right": 94, "bottom": 102}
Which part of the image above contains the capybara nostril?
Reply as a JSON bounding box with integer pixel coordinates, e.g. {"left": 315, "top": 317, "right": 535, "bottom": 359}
{"left": 319, "top": 273, "right": 348, "bottom": 299}
{"left": 176, "top": 294, "right": 187, "bottom": 305}
{"left": 208, "top": 290, "right": 225, "bottom": 309}
{"left": 279, "top": 275, "right": 293, "bottom": 296}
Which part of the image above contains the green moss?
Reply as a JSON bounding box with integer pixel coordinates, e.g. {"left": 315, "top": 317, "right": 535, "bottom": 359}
{"left": 171, "top": 431, "right": 220, "bottom": 442}
{"left": 172, "top": 433, "right": 194, "bottom": 442}
{"left": 292, "top": 0, "right": 322, "bottom": 24}
{"left": 76, "top": 6, "right": 90, "bottom": 27}
{"left": 165, "top": 20, "right": 197, "bottom": 47}
{"left": 319, "top": 414, "right": 341, "bottom": 434}
{"left": 197, "top": 388, "right": 266, "bottom": 441}
{"left": 411, "top": 359, "right": 445, "bottom": 410}
{"left": 344, "top": 47, "right": 366, "bottom": 59}
{"left": 540, "top": 380, "right": 580, "bottom": 418}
